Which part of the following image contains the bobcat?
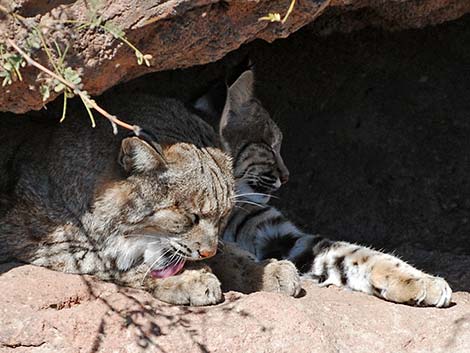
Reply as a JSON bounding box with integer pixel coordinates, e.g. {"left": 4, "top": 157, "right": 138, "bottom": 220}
{"left": 196, "top": 69, "right": 452, "bottom": 307}
{"left": 0, "top": 94, "right": 301, "bottom": 306}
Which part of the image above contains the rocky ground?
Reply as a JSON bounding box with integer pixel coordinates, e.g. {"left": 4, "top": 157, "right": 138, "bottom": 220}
{"left": 1, "top": 263, "right": 469, "bottom": 353}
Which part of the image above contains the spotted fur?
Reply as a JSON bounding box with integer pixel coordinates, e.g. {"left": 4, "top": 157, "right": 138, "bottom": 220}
{"left": 214, "top": 69, "right": 452, "bottom": 307}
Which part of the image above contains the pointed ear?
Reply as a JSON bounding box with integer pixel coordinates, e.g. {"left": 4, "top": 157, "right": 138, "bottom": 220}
{"left": 219, "top": 70, "right": 255, "bottom": 143}
{"left": 226, "top": 69, "right": 254, "bottom": 110}
{"left": 118, "top": 137, "right": 166, "bottom": 173}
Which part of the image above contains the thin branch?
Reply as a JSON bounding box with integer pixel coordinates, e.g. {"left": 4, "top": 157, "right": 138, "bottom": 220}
{"left": 7, "top": 39, "right": 139, "bottom": 134}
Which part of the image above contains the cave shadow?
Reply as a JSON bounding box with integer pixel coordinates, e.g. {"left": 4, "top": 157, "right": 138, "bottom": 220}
{"left": 0, "top": 261, "right": 24, "bottom": 275}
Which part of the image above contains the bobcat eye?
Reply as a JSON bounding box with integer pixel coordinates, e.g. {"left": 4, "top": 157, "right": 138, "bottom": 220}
{"left": 189, "top": 213, "right": 200, "bottom": 225}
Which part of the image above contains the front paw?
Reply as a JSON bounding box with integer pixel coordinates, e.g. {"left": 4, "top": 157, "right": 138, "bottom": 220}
{"left": 152, "top": 268, "right": 223, "bottom": 306}
{"left": 262, "top": 260, "right": 301, "bottom": 297}
{"left": 386, "top": 275, "right": 452, "bottom": 308}
{"left": 371, "top": 262, "right": 452, "bottom": 307}
{"left": 417, "top": 276, "right": 452, "bottom": 307}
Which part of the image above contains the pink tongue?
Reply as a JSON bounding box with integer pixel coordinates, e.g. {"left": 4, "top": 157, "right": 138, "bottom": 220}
{"left": 150, "top": 260, "right": 186, "bottom": 279}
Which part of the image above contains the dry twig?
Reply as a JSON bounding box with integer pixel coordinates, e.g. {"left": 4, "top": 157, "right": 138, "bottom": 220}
{"left": 7, "top": 39, "right": 139, "bottom": 135}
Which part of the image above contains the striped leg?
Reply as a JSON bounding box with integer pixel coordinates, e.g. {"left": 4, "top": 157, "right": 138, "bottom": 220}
{"left": 289, "top": 237, "right": 452, "bottom": 307}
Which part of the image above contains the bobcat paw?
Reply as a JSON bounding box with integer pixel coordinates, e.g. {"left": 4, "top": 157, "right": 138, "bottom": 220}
{"left": 389, "top": 275, "right": 452, "bottom": 308}
{"left": 152, "top": 268, "right": 223, "bottom": 306}
{"left": 263, "top": 260, "right": 301, "bottom": 297}
{"left": 369, "top": 258, "right": 452, "bottom": 307}
{"left": 417, "top": 276, "right": 452, "bottom": 307}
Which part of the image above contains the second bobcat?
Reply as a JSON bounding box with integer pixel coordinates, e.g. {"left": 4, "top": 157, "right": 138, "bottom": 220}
{"left": 196, "top": 69, "right": 452, "bottom": 308}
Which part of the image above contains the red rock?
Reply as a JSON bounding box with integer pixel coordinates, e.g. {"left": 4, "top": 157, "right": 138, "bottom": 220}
{"left": 1, "top": 263, "right": 469, "bottom": 353}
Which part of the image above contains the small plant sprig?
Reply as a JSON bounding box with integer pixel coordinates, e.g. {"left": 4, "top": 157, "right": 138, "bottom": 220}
{"left": 28, "top": 27, "right": 83, "bottom": 123}
{"left": 259, "top": 0, "right": 332, "bottom": 24}
{"left": 0, "top": 2, "right": 150, "bottom": 134}
{"left": 0, "top": 44, "right": 25, "bottom": 86}
{"left": 259, "top": 0, "right": 296, "bottom": 24}
{"left": 8, "top": 39, "right": 140, "bottom": 134}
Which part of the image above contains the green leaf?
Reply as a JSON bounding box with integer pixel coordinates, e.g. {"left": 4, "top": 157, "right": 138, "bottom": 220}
{"left": 54, "top": 83, "right": 65, "bottom": 92}
{"left": 13, "top": 60, "right": 21, "bottom": 70}
{"left": 26, "top": 31, "right": 42, "bottom": 50}
{"left": 63, "top": 67, "right": 82, "bottom": 85}
{"left": 40, "top": 84, "right": 50, "bottom": 101}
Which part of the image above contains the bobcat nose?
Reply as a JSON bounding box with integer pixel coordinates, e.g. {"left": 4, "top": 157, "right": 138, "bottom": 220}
{"left": 198, "top": 248, "right": 216, "bottom": 258}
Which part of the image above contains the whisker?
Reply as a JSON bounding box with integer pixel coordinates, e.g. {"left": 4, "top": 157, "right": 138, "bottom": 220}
{"left": 231, "top": 192, "right": 279, "bottom": 200}
{"left": 161, "top": 249, "right": 179, "bottom": 267}
{"left": 234, "top": 200, "right": 266, "bottom": 208}
{"left": 141, "top": 248, "right": 172, "bottom": 285}
{"left": 234, "top": 204, "right": 249, "bottom": 212}
{"left": 232, "top": 192, "right": 271, "bottom": 198}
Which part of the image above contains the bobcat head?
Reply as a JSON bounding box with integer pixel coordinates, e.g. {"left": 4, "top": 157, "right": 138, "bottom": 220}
{"left": 195, "top": 69, "right": 289, "bottom": 204}
{"left": 92, "top": 135, "right": 234, "bottom": 278}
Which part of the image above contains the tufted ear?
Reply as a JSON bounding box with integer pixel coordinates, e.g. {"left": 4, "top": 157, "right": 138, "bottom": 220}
{"left": 118, "top": 137, "right": 166, "bottom": 173}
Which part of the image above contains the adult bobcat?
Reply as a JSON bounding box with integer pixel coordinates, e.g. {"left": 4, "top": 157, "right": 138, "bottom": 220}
{"left": 196, "top": 69, "right": 452, "bottom": 307}
{"left": 0, "top": 95, "right": 300, "bottom": 306}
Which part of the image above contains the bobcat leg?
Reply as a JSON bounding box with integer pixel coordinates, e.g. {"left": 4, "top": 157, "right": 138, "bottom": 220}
{"left": 298, "top": 238, "right": 452, "bottom": 307}
{"left": 207, "top": 242, "right": 301, "bottom": 297}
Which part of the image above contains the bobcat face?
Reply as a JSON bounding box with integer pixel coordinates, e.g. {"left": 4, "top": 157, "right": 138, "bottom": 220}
{"left": 234, "top": 142, "right": 285, "bottom": 203}
{"left": 218, "top": 70, "right": 289, "bottom": 204}
{"left": 94, "top": 137, "right": 234, "bottom": 278}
